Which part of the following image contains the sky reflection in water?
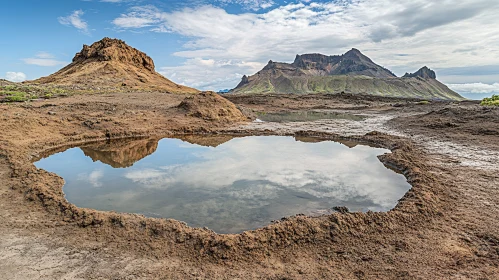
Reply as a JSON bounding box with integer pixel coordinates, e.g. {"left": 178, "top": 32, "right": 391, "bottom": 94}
{"left": 35, "top": 136, "right": 411, "bottom": 234}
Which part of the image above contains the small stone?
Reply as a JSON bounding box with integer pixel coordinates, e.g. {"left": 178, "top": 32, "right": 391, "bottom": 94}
{"left": 48, "top": 111, "right": 56, "bottom": 115}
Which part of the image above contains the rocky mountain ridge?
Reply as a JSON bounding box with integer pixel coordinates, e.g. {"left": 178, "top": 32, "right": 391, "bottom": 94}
{"left": 232, "top": 49, "right": 463, "bottom": 100}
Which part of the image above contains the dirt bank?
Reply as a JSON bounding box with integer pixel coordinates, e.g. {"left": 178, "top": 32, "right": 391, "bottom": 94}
{"left": 1, "top": 92, "right": 498, "bottom": 279}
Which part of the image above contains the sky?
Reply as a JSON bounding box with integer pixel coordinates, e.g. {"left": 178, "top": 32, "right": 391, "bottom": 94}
{"left": 1, "top": 0, "right": 499, "bottom": 99}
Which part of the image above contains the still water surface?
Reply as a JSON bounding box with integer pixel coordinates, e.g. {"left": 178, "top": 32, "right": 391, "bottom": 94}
{"left": 35, "top": 135, "right": 410, "bottom": 234}
{"left": 256, "top": 111, "right": 366, "bottom": 122}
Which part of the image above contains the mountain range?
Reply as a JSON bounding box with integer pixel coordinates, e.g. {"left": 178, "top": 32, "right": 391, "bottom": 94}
{"left": 231, "top": 49, "right": 463, "bottom": 100}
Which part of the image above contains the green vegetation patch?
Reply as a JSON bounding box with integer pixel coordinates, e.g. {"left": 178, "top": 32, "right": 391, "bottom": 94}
{"left": 1, "top": 90, "right": 35, "bottom": 102}
{"left": 0, "top": 84, "right": 74, "bottom": 102}
{"left": 481, "top": 95, "right": 499, "bottom": 106}
{"left": 417, "top": 100, "right": 431, "bottom": 105}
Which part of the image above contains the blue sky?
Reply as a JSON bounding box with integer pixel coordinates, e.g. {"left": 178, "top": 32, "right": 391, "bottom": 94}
{"left": 2, "top": 0, "right": 499, "bottom": 99}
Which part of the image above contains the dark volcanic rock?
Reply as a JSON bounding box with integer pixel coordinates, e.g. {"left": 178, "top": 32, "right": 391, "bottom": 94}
{"left": 403, "top": 66, "right": 437, "bottom": 79}
{"left": 291, "top": 49, "right": 396, "bottom": 78}
{"left": 235, "top": 75, "right": 250, "bottom": 88}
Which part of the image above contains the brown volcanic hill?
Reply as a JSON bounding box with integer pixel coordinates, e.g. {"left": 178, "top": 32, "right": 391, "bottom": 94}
{"left": 31, "top": 38, "right": 198, "bottom": 93}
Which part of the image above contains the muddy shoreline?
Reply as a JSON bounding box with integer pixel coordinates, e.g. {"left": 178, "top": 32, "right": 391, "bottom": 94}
{"left": 1, "top": 92, "right": 498, "bottom": 279}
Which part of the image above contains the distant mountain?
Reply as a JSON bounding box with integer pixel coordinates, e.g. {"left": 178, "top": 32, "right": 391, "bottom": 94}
{"left": 231, "top": 49, "right": 463, "bottom": 100}
{"left": 30, "top": 38, "right": 198, "bottom": 93}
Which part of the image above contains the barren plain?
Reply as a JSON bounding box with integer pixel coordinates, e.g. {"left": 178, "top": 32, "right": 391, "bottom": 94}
{"left": 0, "top": 92, "right": 498, "bottom": 279}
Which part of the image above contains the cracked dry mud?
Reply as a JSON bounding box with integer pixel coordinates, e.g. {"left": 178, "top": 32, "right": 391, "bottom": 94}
{"left": 1, "top": 92, "right": 498, "bottom": 279}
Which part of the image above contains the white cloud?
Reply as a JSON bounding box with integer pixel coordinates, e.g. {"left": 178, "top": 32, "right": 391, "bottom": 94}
{"left": 216, "top": 0, "right": 275, "bottom": 11}
{"left": 112, "top": 1, "right": 499, "bottom": 90}
{"left": 159, "top": 58, "right": 264, "bottom": 90}
{"left": 22, "top": 52, "right": 66, "bottom": 67}
{"left": 5, "top": 72, "right": 27, "bottom": 82}
{"left": 448, "top": 83, "right": 499, "bottom": 94}
{"left": 112, "top": 5, "right": 166, "bottom": 29}
{"left": 58, "top": 10, "right": 89, "bottom": 34}
{"left": 78, "top": 170, "right": 104, "bottom": 187}
{"left": 101, "top": 0, "right": 135, "bottom": 2}
{"left": 35, "top": 52, "right": 55, "bottom": 59}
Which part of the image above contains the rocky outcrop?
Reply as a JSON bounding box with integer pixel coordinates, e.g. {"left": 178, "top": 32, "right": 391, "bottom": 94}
{"left": 235, "top": 75, "right": 250, "bottom": 88}
{"left": 403, "top": 66, "right": 437, "bottom": 79}
{"left": 72, "top": 38, "right": 155, "bottom": 72}
{"left": 292, "top": 49, "right": 396, "bottom": 78}
{"left": 30, "top": 37, "right": 198, "bottom": 93}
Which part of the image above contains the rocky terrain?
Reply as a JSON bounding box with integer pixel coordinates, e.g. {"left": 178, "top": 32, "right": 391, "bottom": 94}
{"left": 0, "top": 92, "right": 498, "bottom": 279}
{"left": 29, "top": 38, "right": 198, "bottom": 93}
{"left": 232, "top": 49, "right": 463, "bottom": 101}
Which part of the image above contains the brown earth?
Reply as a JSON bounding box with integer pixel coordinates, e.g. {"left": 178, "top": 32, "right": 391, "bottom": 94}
{"left": 1, "top": 92, "right": 498, "bottom": 279}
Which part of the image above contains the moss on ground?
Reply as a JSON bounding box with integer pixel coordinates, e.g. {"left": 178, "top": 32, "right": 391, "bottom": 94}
{"left": 0, "top": 84, "right": 73, "bottom": 103}
{"left": 481, "top": 95, "right": 499, "bottom": 106}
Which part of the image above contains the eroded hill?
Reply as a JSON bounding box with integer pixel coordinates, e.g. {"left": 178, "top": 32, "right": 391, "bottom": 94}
{"left": 30, "top": 38, "right": 198, "bottom": 93}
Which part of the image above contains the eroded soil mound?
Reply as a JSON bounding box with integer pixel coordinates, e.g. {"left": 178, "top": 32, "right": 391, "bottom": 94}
{"left": 178, "top": 92, "right": 248, "bottom": 123}
{"left": 31, "top": 38, "right": 198, "bottom": 93}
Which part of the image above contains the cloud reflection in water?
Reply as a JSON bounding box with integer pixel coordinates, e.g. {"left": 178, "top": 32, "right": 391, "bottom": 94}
{"left": 35, "top": 136, "right": 410, "bottom": 234}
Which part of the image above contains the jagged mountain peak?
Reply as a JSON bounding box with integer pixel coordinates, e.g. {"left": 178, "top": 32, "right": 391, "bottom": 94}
{"left": 286, "top": 49, "right": 396, "bottom": 78}
{"left": 343, "top": 48, "right": 363, "bottom": 57}
{"left": 403, "top": 66, "right": 437, "bottom": 79}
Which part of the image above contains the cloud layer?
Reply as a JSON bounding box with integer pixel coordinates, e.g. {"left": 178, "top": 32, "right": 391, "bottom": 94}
{"left": 112, "top": 0, "right": 499, "bottom": 90}
{"left": 22, "top": 52, "right": 66, "bottom": 67}
{"left": 448, "top": 83, "right": 499, "bottom": 94}
{"left": 216, "top": 0, "right": 275, "bottom": 10}
{"left": 5, "top": 72, "right": 27, "bottom": 82}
